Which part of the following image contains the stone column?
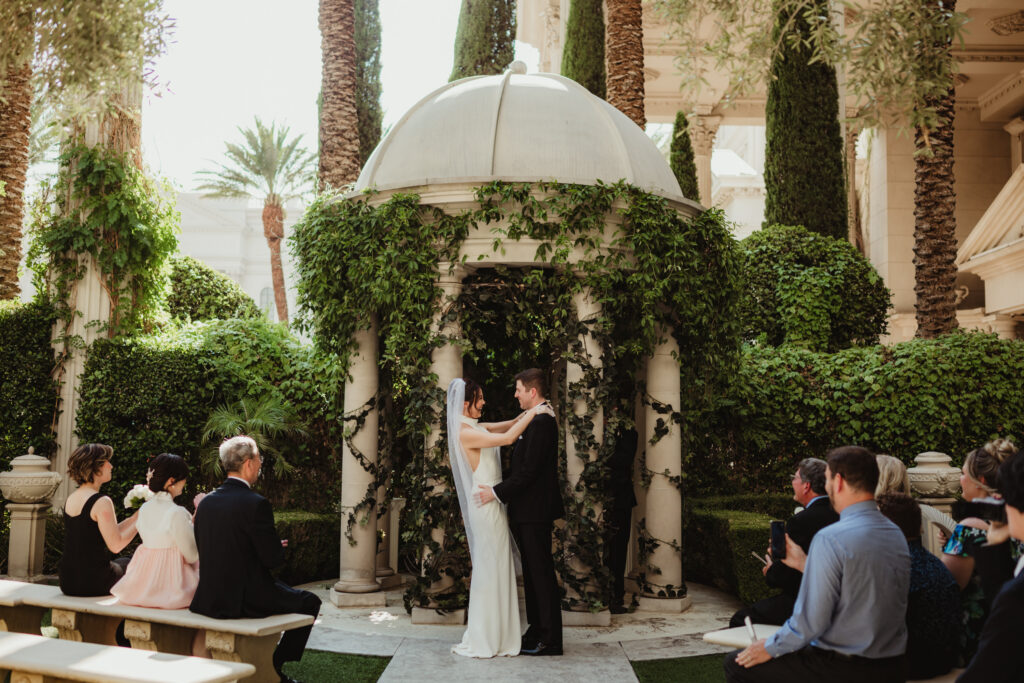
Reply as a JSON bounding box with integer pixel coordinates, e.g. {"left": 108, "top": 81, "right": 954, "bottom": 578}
{"left": 845, "top": 117, "right": 864, "bottom": 255}
{"left": 331, "top": 315, "right": 385, "bottom": 607}
{"left": 411, "top": 264, "right": 465, "bottom": 625}
{"left": 562, "top": 287, "right": 608, "bottom": 625}
{"left": 0, "top": 448, "right": 62, "bottom": 582}
{"left": 375, "top": 491, "right": 398, "bottom": 589}
{"left": 638, "top": 329, "right": 690, "bottom": 613}
{"left": 691, "top": 116, "right": 721, "bottom": 207}
{"left": 626, "top": 377, "right": 646, "bottom": 586}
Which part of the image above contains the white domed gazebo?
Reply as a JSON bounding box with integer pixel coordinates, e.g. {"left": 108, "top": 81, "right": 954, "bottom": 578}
{"left": 332, "top": 64, "right": 701, "bottom": 622}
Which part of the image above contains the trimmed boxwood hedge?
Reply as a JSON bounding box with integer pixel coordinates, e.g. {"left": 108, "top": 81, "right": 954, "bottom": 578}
{"left": 689, "top": 333, "right": 1024, "bottom": 496}
{"left": 0, "top": 300, "right": 57, "bottom": 470}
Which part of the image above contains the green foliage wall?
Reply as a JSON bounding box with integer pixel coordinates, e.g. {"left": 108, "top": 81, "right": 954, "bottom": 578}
{"left": 166, "top": 256, "right": 262, "bottom": 322}
{"left": 690, "top": 334, "right": 1024, "bottom": 497}
{"left": 762, "top": 0, "right": 847, "bottom": 240}
{"left": 0, "top": 300, "right": 57, "bottom": 469}
{"left": 561, "top": 0, "right": 605, "bottom": 98}
{"left": 739, "top": 225, "right": 890, "bottom": 351}
{"left": 355, "top": 0, "right": 383, "bottom": 166}
{"left": 670, "top": 111, "right": 699, "bottom": 201}
{"left": 74, "top": 319, "right": 343, "bottom": 511}
{"left": 449, "top": 0, "right": 516, "bottom": 81}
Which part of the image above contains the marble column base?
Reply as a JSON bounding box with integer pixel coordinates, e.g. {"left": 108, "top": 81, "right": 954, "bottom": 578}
{"left": 636, "top": 595, "right": 692, "bottom": 613}
{"left": 330, "top": 588, "right": 387, "bottom": 608}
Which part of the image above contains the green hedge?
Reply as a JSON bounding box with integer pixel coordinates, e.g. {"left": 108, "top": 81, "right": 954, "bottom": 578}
{"left": 688, "top": 333, "right": 1024, "bottom": 496}
{"left": 75, "top": 318, "right": 343, "bottom": 511}
{"left": 0, "top": 300, "right": 57, "bottom": 470}
{"left": 684, "top": 495, "right": 793, "bottom": 605}
{"left": 166, "top": 256, "right": 263, "bottom": 322}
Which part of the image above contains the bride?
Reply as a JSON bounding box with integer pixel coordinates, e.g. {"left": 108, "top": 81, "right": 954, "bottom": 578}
{"left": 448, "top": 377, "right": 553, "bottom": 658}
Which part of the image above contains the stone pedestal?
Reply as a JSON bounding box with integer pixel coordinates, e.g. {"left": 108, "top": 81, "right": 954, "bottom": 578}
{"left": 333, "top": 318, "right": 383, "bottom": 604}
{"left": 0, "top": 449, "right": 62, "bottom": 582}
{"left": 908, "top": 451, "right": 962, "bottom": 516}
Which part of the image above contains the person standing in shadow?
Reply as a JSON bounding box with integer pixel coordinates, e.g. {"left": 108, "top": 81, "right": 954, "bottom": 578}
{"left": 604, "top": 401, "right": 638, "bottom": 614}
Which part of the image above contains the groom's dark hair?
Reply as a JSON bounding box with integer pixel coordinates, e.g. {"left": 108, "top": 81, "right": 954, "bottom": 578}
{"left": 515, "top": 368, "right": 548, "bottom": 399}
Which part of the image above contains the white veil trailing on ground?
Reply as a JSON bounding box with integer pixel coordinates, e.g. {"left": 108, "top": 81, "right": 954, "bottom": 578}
{"left": 446, "top": 378, "right": 478, "bottom": 556}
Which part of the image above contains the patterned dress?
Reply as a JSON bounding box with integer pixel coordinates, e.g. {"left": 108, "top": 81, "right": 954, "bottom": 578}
{"left": 942, "top": 524, "right": 1024, "bottom": 663}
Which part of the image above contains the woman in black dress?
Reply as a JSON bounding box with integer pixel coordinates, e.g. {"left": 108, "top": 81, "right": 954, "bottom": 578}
{"left": 60, "top": 443, "right": 139, "bottom": 596}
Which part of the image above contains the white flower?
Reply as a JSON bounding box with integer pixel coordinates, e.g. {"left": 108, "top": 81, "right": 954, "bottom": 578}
{"left": 124, "top": 484, "right": 154, "bottom": 509}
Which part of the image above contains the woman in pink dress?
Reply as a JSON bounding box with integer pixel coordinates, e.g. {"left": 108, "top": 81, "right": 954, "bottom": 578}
{"left": 112, "top": 453, "right": 204, "bottom": 654}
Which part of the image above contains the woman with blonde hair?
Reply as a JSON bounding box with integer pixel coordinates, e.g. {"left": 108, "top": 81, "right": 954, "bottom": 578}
{"left": 941, "top": 439, "right": 1023, "bottom": 663}
{"left": 875, "top": 454, "right": 955, "bottom": 555}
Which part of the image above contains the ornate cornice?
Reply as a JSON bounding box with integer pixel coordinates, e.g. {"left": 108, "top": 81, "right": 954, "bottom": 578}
{"left": 989, "top": 11, "right": 1024, "bottom": 37}
{"left": 980, "top": 71, "right": 1024, "bottom": 120}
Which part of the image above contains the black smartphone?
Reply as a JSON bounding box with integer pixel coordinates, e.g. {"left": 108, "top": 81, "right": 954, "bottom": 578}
{"left": 770, "top": 520, "right": 787, "bottom": 559}
{"left": 957, "top": 497, "right": 1007, "bottom": 524}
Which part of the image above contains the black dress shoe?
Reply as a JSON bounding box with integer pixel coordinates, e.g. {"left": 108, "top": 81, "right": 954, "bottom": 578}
{"left": 521, "top": 642, "right": 563, "bottom": 656}
{"left": 609, "top": 604, "right": 628, "bottom": 615}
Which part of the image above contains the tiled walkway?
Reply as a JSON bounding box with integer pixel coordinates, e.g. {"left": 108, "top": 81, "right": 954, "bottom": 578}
{"left": 299, "top": 582, "right": 742, "bottom": 682}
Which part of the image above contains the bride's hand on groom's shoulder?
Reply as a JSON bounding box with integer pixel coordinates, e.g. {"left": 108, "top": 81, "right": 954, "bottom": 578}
{"left": 536, "top": 403, "right": 555, "bottom": 418}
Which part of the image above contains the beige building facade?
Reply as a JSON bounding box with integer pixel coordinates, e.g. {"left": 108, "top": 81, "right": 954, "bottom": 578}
{"left": 518, "top": 0, "right": 1024, "bottom": 341}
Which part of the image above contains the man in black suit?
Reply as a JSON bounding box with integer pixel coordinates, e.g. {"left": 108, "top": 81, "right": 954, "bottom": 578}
{"left": 190, "top": 436, "right": 321, "bottom": 683}
{"left": 604, "top": 417, "right": 638, "bottom": 614}
{"left": 729, "top": 457, "right": 838, "bottom": 627}
{"left": 476, "top": 368, "right": 564, "bottom": 656}
{"left": 957, "top": 450, "right": 1024, "bottom": 682}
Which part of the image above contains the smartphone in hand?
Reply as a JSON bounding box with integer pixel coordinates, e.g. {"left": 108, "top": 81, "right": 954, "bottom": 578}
{"left": 770, "top": 520, "right": 787, "bottom": 559}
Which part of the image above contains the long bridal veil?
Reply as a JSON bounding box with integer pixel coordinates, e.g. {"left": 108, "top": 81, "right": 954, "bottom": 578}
{"left": 446, "top": 378, "right": 478, "bottom": 556}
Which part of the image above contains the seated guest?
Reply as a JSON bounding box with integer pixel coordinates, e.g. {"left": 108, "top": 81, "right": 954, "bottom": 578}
{"left": 190, "top": 436, "right": 321, "bottom": 683}
{"left": 876, "top": 454, "right": 955, "bottom": 556}
{"left": 729, "top": 458, "right": 837, "bottom": 627}
{"left": 957, "top": 450, "right": 1024, "bottom": 682}
{"left": 941, "top": 439, "right": 1023, "bottom": 663}
{"left": 877, "top": 492, "right": 959, "bottom": 679}
{"left": 724, "top": 446, "right": 910, "bottom": 683}
{"left": 60, "top": 443, "right": 139, "bottom": 597}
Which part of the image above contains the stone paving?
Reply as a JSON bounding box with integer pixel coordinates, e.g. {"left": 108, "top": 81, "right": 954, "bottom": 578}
{"left": 298, "top": 581, "right": 742, "bottom": 682}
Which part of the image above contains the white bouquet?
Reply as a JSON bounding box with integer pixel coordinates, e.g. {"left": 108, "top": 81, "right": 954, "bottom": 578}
{"left": 124, "top": 484, "right": 154, "bottom": 510}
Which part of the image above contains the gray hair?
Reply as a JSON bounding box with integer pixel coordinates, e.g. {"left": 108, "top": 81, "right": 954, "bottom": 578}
{"left": 219, "top": 435, "right": 258, "bottom": 473}
{"left": 797, "top": 458, "right": 828, "bottom": 495}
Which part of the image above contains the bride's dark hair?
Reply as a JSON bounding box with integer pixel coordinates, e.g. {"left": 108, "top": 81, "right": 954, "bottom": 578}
{"left": 463, "top": 377, "right": 483, "bottom": 407}
{"left": 148, "top": 453, "right": 189, "bottom": 494}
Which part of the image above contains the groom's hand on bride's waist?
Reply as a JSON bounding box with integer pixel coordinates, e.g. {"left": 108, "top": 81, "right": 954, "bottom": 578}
{"left": 474, "top": 484, "right": 497, "bottom": 506}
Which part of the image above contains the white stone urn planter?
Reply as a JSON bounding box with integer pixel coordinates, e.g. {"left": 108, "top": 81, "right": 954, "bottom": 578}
{"left": 907, "top": 451, "right": 962, "bottom": 500}
{"left": 0, "top": 448, "right": 62, "bottom": 503}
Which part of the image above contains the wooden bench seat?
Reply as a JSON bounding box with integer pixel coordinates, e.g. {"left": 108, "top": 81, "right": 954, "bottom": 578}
{"left": 0, "top": 580, "right": 314, "bottom": 683}
{"left": 0, "top": 631, "right": 254, "bottom": 682}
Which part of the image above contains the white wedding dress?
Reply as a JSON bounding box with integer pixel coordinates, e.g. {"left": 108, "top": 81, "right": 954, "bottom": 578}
{"left": 451, "top": 415, "right": 521, "bottom": 658}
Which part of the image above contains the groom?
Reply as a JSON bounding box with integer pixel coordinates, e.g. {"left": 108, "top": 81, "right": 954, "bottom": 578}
{"left": 476, "top": 368, "right": 564, "bottom": 656}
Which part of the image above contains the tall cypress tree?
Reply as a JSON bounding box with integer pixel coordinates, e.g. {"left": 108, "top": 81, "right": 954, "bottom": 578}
{"left": 763, "top": 0, "right": 847, "bottom": 239}
{"left": 355, "top": 0, "right": 382, "bottom": 166}
{"left": 562, "top": 0, "right": 605, "bottom": 98}
{"left": 450, "top": 0, "right": 516, "bottom": 81}
{"left": 670, "top": 112, "right": 699, "bottom": 200}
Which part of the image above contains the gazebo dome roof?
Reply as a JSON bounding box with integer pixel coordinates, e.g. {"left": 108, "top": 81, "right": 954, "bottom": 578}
{"left": 354, "top": 65, "right": 687, "bottom": 201}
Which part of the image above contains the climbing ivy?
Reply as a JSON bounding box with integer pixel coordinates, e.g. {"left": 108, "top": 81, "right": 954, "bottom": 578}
{"left": 291, "top": 181, "right": 741, "bottom": 611}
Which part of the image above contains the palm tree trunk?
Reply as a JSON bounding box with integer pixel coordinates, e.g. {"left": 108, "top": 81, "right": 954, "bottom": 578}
{"left": 605, "top": 0, "right": 645, "bottom": 129}
{"left": 912, "top": 1, "right": 958, "bottom": 339}
{"left": 319, "top": 0, "right": 362, "bottom": 190}
{"left": 263, "top": 200, "right": 289, "bottom": 323}
{"left": 0, "top": 63, "right": 32, "bottom": 300}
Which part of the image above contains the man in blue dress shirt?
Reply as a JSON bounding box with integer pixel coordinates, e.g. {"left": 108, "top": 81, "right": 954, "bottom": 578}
{"left": 725, "top": 446, "right": 911, "bottom": 683}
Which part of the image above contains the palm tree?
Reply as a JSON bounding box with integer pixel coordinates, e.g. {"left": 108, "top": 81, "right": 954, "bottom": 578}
{"left": 604, "top": 0, "right": 645, "bottom": 128}
{"left": 319, "top": 0, "right": 362, "bottom": 189}
{"left": 201, "top": 395, "right": 308, "bottom": 479}
{"left": 196, "top": 118, "right": 315, "bottom": 324}
{"left": 0, "top": 63, "right": 31, "bottom": 300}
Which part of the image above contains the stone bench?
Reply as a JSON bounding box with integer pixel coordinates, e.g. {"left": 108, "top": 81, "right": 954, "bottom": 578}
{"left": 3, "top": 580, "right": 314, "bottom": 683}
{"left": 0, "top": 631, "right": 255, "bottom": 682}
{"left": 0, "top": 579, "right": 62, "bottom": 633}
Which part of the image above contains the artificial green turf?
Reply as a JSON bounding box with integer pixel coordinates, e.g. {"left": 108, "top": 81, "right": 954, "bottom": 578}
{"left": 282, "top": 649, "right": 390, "bottom": 682}
{"left": 632, "top": 653, "right": 727, "bottom": 683}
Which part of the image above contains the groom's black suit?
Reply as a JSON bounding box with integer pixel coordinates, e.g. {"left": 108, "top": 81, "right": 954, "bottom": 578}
{"left": 190, "top": 478, "right": 321, "bottom": 672}
{"left": 492, "top": 412, "right": 564, "bottom": 648}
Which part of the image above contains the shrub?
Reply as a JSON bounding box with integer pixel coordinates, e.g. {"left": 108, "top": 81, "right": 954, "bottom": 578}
{"left": 688, "top": 333, "right": 1024, "bottom": 497}
{"left": 165, "top": 255, "right": 262, "bottom": 322}
{"left": 74, "top": 318, "right": 343, "bottom": 511}
{"left": 684, "top": 506, "right": 778, "bottom": 605}
{"left": 561, "top": 0, "right": 606, "bottom": 98}
{"left": 669, "top": 111, "right": 699, "bottom": 201}
{"left": 273, "top": 511, "right": 340, "bottom": 586}
{"left": 0, "top": 299, "right": 57, "bottom": 470}
{"left": 739, "top": 225, "right": 890, "bottom": 351}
